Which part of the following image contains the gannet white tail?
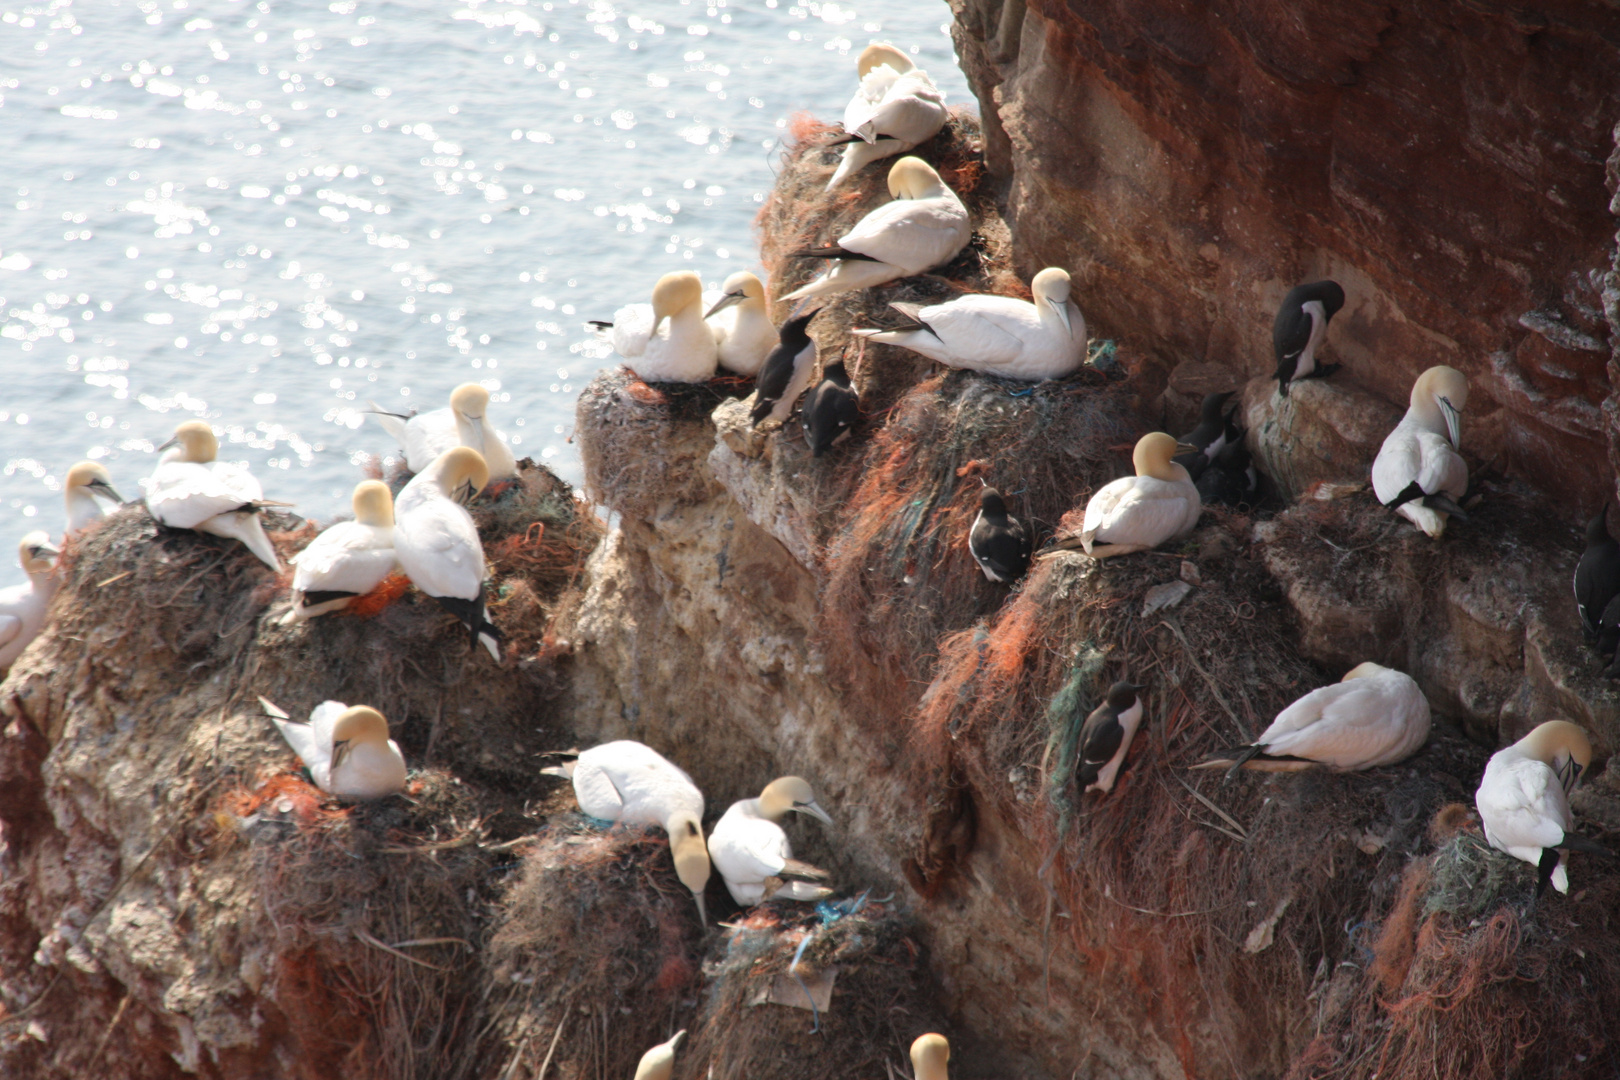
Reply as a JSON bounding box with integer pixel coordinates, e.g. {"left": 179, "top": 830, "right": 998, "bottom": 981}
{"left": 198, "top": 511, "right": 282, "bottom": 572}
{"left": 827, "top": 138, "right": 904, "bottom": 189}
{"left": 366, "top": 402, "right": 411, "bottom": 443}
{"left": 781, "top": 259, "right": 903, "bottom": 302}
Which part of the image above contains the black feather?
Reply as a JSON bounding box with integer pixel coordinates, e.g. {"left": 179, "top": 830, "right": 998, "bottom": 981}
{"left": 968, "top": 488, "right": 1031, "bottom": 583}
{"left": 1575, "top": 503, "right": 1620, "bottom": 642}
{"left": 297, "top": 589, "right": 360, "bottom": 607}
{"left": 801, "top": 360, "right": 860, "bottom": 458}
{"left": 750, "top": 312, "right": 819, "bottom": 426}
{"left": 1272, "top": 281, "right": 1345, "bottom": 396}
{"left": 789, "top": 244, "right": 882, "bottom": 262}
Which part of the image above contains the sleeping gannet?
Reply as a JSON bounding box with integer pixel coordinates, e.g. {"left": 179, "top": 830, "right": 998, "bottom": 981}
{"left": 1476, "top": 720, "right": 1611, "bottom": 896}
{"left": 541, "top": 740, "right": 712, "bottom": 923}
{"left": 968, "top": 486, "right": 1031, "bottom": 583}
{"left": 1195, "top": 662, "right": 1430, "bottom": 775}
{"left": 63, "top": 461, "right": 127, "bottom": 536}
{"left": 825, "top": 44, "right": 947, "bottom": 190}
{"left": 1371, "top": 366, "right": 1470, "bottom": 539}
{"left": 704, "top": 272, "right": 775, "bottom": 376}
{"left": 259, "top": 697, "right": 407, "bottom": 799}
{"left": 853, "top": 268, "right": 1086, "bottom": 381}
{"left": 280, "top": 480, "right": 397, "bottom": 623}
{"left": 599, "top": 271, "right": 719, "bottom": 384}
{"left": 633, "top": 1030, "right": 686, "bottom": 1080}
{"left": 709, "top": 776, "right": 835, "bottom": 906}
{"left": 1077, "top": 681, "right": 1146, "bottom": 794}
{"left": 1041, "top": 433, "right": 1200, "bottom": 559}
{"left": 0, "top": 532, "right": 60, "bottom": 673}
{"left": 392, "top": 447, "right": 502, "bottom": 661}
{"left": 911, "top": 1034, "right": 950, "bottom": 1080}
{"left": 781, "top": 157, "right": 969, "bottom": 302}
{"left": 1273, "top": 281, "right": 1345, "bottom": 396}
{"left": 368, "top": 383, "right": 517, "bottom": 480}
{"left": 1574, "top": 503, "right": 1620, "bottom": 647}
{"left": 749, "top": 310, "right": 820, "bottom": 427}
{"left": 146, "top": 420, "right": 285, "bottom": 571}
{"left": 800, "top": 359, "right": 860, "bottom": 457}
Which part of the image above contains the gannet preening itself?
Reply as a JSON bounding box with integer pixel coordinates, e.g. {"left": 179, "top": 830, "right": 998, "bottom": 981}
{"left": 1370, "top": 365, "right": 1470, "bottom": 539}
{"left": 852, "top": 268, "right": 1086, "bottom": 381}
{"left": 1172, "top": 391, "right": 1236, "bottom": 480}
{"left": 825, "top": 44, "right": 947, "bottom": 190}
{"left": 632, "top": 1030, "right": 686, "bottom": 1080}
{"left": 63, "top": 461, "right": 127, "bottom": 536}
{"left": 1476, "top": 720, "right": 1611, "bottom": 896}
{"left": 781, "top": 157, "right": 969, "bottom": 303}
{"left": 0, "top": 533, "right": 60, "bottom": 672}
{"left": 911, "top": 1034, "right": 950, "bottom": 1080}
{"left": 280, "top": 481, "right": 397, "bottom": 624}
{"left": 1041, "top": 433, "right": 1201, "bottom": 559}
{"left": 800, "top": 359, "right": 860, "bottom": 457}
{"left": 749, "top": 310, "right": 820, "bottom": 427}
{"left": 704, "top": 272, "right": 775, "bottom": 376}
{"left": 368, "top": 382, "right": 517, "bottom": 480}
{"left": 541, "top": 740, "right": 712, "bottom": 923}
{"left": 1195, "top": 663, "right": 1431, "bottom": 776}
{"left": 259, "top": 698, "right": 407, "bottom": 799}
{"left": 146, "top": 420, "right": 285, "bottom": 571}
{"left": 709, "top": 776, "right": 836, "bottom": 906}
{"left": 1574, "top": 503, "right": 1620, "bottom": 647}
{"left": 1077, "top": 681, "right": 1146, "bottom": 794}
{"left": 392, "top": 447, "right": 502, "bottom": 660}
{"left": 598, "top": 271, "right": 719, "bottom": 384}
{"left": 1273, "top": 281, "right": 1345, "bottom": 396}
{"left": 968, "top": 486, "right": 1031, "bottom": 583}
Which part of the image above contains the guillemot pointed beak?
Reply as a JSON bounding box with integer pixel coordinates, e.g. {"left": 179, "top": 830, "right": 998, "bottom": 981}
{"left": 1174, "top": 441, "right": 1200, "bottom": 456}
{"left": 1438, "top": 396, "right": 1462, "bottom": 449}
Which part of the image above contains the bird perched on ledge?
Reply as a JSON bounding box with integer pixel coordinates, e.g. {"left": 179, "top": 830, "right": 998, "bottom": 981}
{"left": 1371, "top": 365, "right": 1469, "bottom": 539}
{"left": 968, "top": 486, "right": 1031, "bottom": 583}
{"left": 0, "top": 532, "right": 59, "bottom": 674}
{"left": 281, "top": 480, "right": 397, "bottom": 624}
{"left": 704, "top": 271, "right": 776, "bottom": 376}
{"left": 368, "top": 382, "right": 517, "bottom": 481}
{"left": 825, "top": 43, "right": 947, "bottom": 190}
{"left": 1272, "top": 280, "right": 1345, "bottom": 396}
{"left": 62, "top": 461, "right": 127, "bottom": 537}
{"left": 597, "top": 270, "right": 719, "bottom": 384}
{"left": 800, "top": 358, "right": 860, "bottom": 457}
{"left": 1476, "top": 720, "right": 1611, "bottom": 896}
{"left": 260, "top": 698, "right": 407, "bottom": 800}
{"left": 1172, "top": 391, "right": 1236, "bottom": 481}
{"left": 1574, "top": 503, "right": 1620, "bottom": 647}
{"left": 709, "top": 776, "right": 835, "bottom": 905}
{"left": 392, "top": 447, "right": 502, "bottom": 661}
{"left": 1077, "top": 681, "right": 1146, "bottom": 794}
{"left": 750, "top": 309, "right": 821, "bottom": 427}
{"left": 146, "top": 420, "right": 287, "bottom": 572}
{"left": 1040, "top": 433, "right": 1201, "bottom": 559}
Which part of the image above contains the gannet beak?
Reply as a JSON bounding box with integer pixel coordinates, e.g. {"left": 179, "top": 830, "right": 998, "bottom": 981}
{"left": 258, "top": 696, "right": 291, "bottom": 720}
{"left": 693, "top": 890, "right": 708, "bottom": 927}
{"left": 156, "top": 435, "right": 179, "bottom": 452}
{"left": 1438, "top": 396, "right": 1462, "bottom": 448}
{"left": 452, "top": 479, "right": 478, "bottom": 507}
{"left": 796, "top": 800, "right": 835, "bottom": 827}
{"left": 28, "top": 540, "right": 61, "bottom": 560}
{"left": 331, "top": 739, "right": 352, "bottom": 770}
{"left": 704, "top": 291, "right": 745, "bottom": 319}
{"left": 91, "top": 479, "right": 130, "bottom": 504}
{"left": 1047, "top": 297, "right": 1073, "bottom": 338}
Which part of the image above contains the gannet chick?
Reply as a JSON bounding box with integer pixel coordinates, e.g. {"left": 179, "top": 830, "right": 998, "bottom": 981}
{"left": 1476, "top": 720, "right": 1611, "bottom": 896}
{"left": 146, "top": 420, "right": 285, "bottom": 571}
{"left": 541, "top": 740, "right": 712, "bottom": 923}
{"left": 1273, "top": 281, "right": 1345, "bottom": 396}
{"left": 0, "top": 533, "right": 60, "bottom": 673}
{"left": 1574, "top": 503, "right": 1620, "bottom": 646}
{"left": 749, "top": 310, "right": 820, "bottom": 427}
{"left": 704, "top": 272, "right": 775, "bottom": 376}
{"left": 280, "top": 480, "right": 397, "bottom": 624}
{"left": 968, "top": 486, "right": 1031, "bottom": 583}
{"left": 368, "top": 383, "right": 518, "bottom": 480}
{"left": 781, "top": 157, "right": 969, "bottom": 302}
{"left": 1371, "top": 366, "right": 1470, "bottom": 539}
{"left": 392, "top": 447, "right": 502, "bottom": 660}
{"left": 1172, "top": 391, "right": 1236, "bottom": 480}
{"left": 601, "top": 271, "right": 719, "bottom": 384}
{"left": 1043, "top": 433, "right": 1200, "bottom": 559}
{"left": 853, "top": 268, "right": 1086, "bottom": 381}
{"left": 825, "top": 44, "right": 947, "bottom": 190}
{"left": 63, "top": 461, "right": 127, "bottom": 536}
{"left": 259, "top": 698, "right": 407, "bottom": 799}
{"left": 911, "top": 1034, "right": 950, "bottom": 1080}
{"left": 1195, "top": 663, "right": 1430, "bottom": 776}
{"left": 800, "top": 358, "right": 860, "bottom": 457}
{"left": 1077, "top": 681, "right": 1146, "bottom": 794}
{"left": 633, "top": 1030, "right": 687, "bottom": 1080}
{"left": 710, "top": 776, "right": 835, "bottom": 906}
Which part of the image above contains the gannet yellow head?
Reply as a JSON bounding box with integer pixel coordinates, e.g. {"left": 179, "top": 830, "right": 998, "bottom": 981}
{"left": 1132, "top": 432, "right": 1195, "bottom": 483}
{"left": 887, "top": 156, "right": 946, "bottom": 200}
{"left": 650, "top": 271, "right": 705, "bottom": 332}
{"left": 18, "top": 531, "right": 60, "bottom": 577}
{"left": 65, "top": 461, "right": 127, "bottom": 505}
{"left": 1031, "top": 267, "right": 1074, "bottom": 337}
{"left": 157, "top": 420, "right": 220, "bottom": 463}
{"left": 632, "top": 1030, "right": 687, "bottom": 1080}
{"left": 857, "top": 42, "right": 914, "bottom": 78}
{"left": 1341, "top": 661, "right": 1386, "bottom": 681}
{"left": 1518, "top": 720, "right": 1594, "bottom": 794}
{"left": 449, "top": 382, "right": 491, "bottom": 421}
{"left": 704, "top": 271, "right": 767, "bottom": 319}
{"left": 910, "top": 1034, "right": 950, "bottom": 1080}
{"left": 666, "top": 810, "right": 711, "bottom": 925}
{"left": 758, "top": 776, "right": 835, "bottom": 825}
{"left": 1411, "top": 366, "right": 1468, "bottom": 448}
{"left": 427, "top": 446, "right": 490, "bottom": 506}
{"left": 351, "top": 480, "right": 395, "bottom": 528}
{"left": 330, "top": 705, "right": 391, "bottom": 771}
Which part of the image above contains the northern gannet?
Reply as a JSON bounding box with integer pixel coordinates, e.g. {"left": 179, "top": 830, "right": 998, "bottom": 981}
{"left": 63, "top": 461, "right": 127, "bottom": 536}
{"left": 1371, "top": 365, "right": 1469, "bottom": 539}
{"left": 1077, "top": 681, "right": 1146, "bottom": 794}
{"left": 541, "top": 740, "right": 712, "bottom": 923}
{"left": 853, "top": 268, "right": 1086, "bottom": 381}
{"left": 704, "top": 272, "right": 775, "bottom": 376}
{"left": 1042, "top": 433, "right": 1201, "bottom": 559}
{"left": 800, "top": 358, "right": 860, "bottom": 457}
{"left": 280, "top": 480, "right": 397, "bottom": 624}
{"left": 146, "top": 420, "right": 285, "bottom": 571}
{"left": 392, "top": 447, "right": 502, "bottom": 661}
{"left": 1273, "top": 281, "right": 1345, "bottom": 396}
{"left": 781, "top": 157, "right": 969, "bottom": 302}
{"left": 259, "top": 697, "right": 407, "bottom": 799}
{"left": 825, "top": 44, "right": 947, "bottom": 190}
{"left": 749, "top": 310, "right": 819, "bottom": 427}
{"left": 1172, "top": 391, "right": 1236, "bottom": 480}
{"left": 0, "top": 532, "right": 59, "bottom": 672}
{"left": 709, "top": 776, "right": 835, "bottom": 906}
{"left": 600, "top": 271, "right": 719, "bottom": 384}
{"left": 1574, "top": 503, "right": 1620, "bottom": 647}
{"left": 911, "top": 1034, "right": 950, "bottom": 1080}
{"left": 968, "top": 486, "right": 1031, "bottom": 583}
{"left": 633, "top": 1030, "right": 686, "bottom": 1080}
{"left": 1476, "top": 720, "right": 1610, "bottom": 896}
{"left": 368, "top": 382, "right": 517, "bottom": 480}
{"left": 1195, "top": 662, "right": 1430, "bottom": 775}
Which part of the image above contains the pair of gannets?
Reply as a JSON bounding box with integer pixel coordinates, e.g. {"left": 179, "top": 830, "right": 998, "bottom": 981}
{"left": 709, "top": 777, "right": 835, "bottom": 905}
{"left": 1195, "top": 662, "right": 1430, "bottom": 774}
{"left": 968, "top": 487, "right": 1031, "bottom": 583}
{"left": 394, "top": 447, "right": 502, "bottom": 660}
{"left": 1371, "top": 366, "right": 1470, "bottom": 539}
{"left": 781, "top": 157, "right": 970, "bottom": 302}
{"left": 147, "top": 421, "right": 286, "bottom": 571}
{"left": 369, "top": 383, "right": 517, "bottom": 480}
{"left": 0, "top": 533, "right": 60, "bottom": 672}
{"left": 64, "top": 461, "right": 127, "bottom": 535}
{"left": 1078, "top": 681, "right": 1146, "bottom": 794}
{"left": 801, "top": 359, "right": 860, "bottom": 456}
{"left": 603, "top": 271, "right": 774, "bottom": 383}
{"left": 1477, "top": 720, "right": 1610, "bottom": 896}
{"left": 1273, "top": 280, "right": 1345, "bottom": 396}
{"left": 826, "top": 44, "right": 947, "bottom": 189}
{"left": 260, "top": 697, "right": 406, "bottom": 799}
{"left": 282, "top": 481, "right": 397, "bottom": 623}
{"left": 1040, "top": 433, "right": 1201, "bottom": 559}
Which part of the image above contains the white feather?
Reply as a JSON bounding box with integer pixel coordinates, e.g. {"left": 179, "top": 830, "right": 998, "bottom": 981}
{"left": 370, "top": 403, "right": 517, "bottom": 479}
{"left": 857, "top": 293, "right": 1086, "bottom": 380}
{"left": 1080, "top": 474, "right": 1201, "bottom": 553}
{"left": 146, "top": 455, "right": 281, "bottom": 571}
{"left": 709, "top": 797, "right": 797, "bottom": 905}
{"left": 564, "top": 741, "right": 704, "bottom": 828}
{"left": 1256, "top": 666, "right": 1430, "bottom": 770}
{"left": 1477, "top": 748, "right": 1577, "bottom": 893}
{"left": 392, "top": 469, "right": 484, "bottom": 602}
{"left": 269, "top": 699, "right": 406, "bottom": 799}
{"left": 608, "top": 302, "right": 718, "bottom": 383}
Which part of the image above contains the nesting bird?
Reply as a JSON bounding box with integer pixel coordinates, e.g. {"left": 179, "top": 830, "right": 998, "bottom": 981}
{"left": 1574, "top": 503, "right": 1620, "bottom": 647}
{"left": 708, "top": 776, "right": 835, "bottom": 906}
{"left": 1272, "top": 281, "right": 1345, "bottom": 396}
{"left": 280, "top": 480, "right": 397, "bottom": 624}
{"left": 146, "top": 420, "right": 285, "bottom": 571}
{"left": 968, "top": 486, "right": 1031, "bottom": 583}
{"left": 259, "top": 698, "right": 407, "bottom": 799}
{"left": 1172, "top": 391, "right": 1236, "bottom": 481}
{"left": 749, "top": 309, "right": 820, "bottom": 427}
{"left": 1476, "top": 720, "right": 1609, "bottom": 896}
{"left": 1370, "top": 365, "right": 1470, "bottom": 539}
{"left": 369, "top": 382, "right": 517, "bottom": 480}
{"left": 1194, "top": 410, "right": 1260, "bottom": 509}
{"left": 781, "top": 157, "right": 970, "bottom": 302}
{"left": 600, "top": 270, "right": 719, "bottom": 383}
{"left": 704, "top": 271, "right": 776, "bottom": 377}
{"left": 1045, "top": 433, "right": 1201, "bottom": 559}
{"left": 62, "top": 461, "right": 127, "bottom": 536}
{"left": 825, "top": 43, "right": 947, "bottom": 190}
{"left": 0, "top": 532, "right": 60, "bottom": 673}
{"left": 911, "top": 1034, "right": 950, "bottom": 1080}
{"left": 632, "top": 1031, "right": 686, "bottom": 1080}
{"left": 800, "top": 359, "right": 860, "bottom": 457}
{"left": 391, "top": 447, "right": 502, "bottom": 661}
{"left": 853, "top": 267, "right": 1086, "bottom": 381}
{"left": 1076, "top": 681, "right": 1146, "bottom": 794}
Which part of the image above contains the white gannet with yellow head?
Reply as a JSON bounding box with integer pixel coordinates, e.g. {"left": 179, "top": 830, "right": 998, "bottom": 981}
{"left": 911, "top": 1034, "right": 950, "bottom": 1080}
{"left": 632, "top": 1030, "right": 686, "bottom": 1080}
{"left": 259, "top": 697, "right": 407, "bottom": 800}
{"left": 602, "top": 271, "right": 719, "bottom": 383}
{"left": 1194, "top": 662, "right": 1431, "bottom": 775}
{"left": 826, "top": 44, "right": 947, "bottom": 190}
{"left": 368, "top": 382, "right": 518, "bottom": 481}
{"left": 709, "top": 776, "right": 836, "bottom": 906}
{"left": 0, "top": 532, "right": 60, "bottom": 673}
{"left": 392, "top": 446, "right": 502, "bottom": 661}
{"left": 63, "top": 461, "right": 127, "bottom": 536}
{"left": 853, "top": 267, "right": 1087, "bottom": 381}
{"left": 1067, "top": 433, "right": 1201, "bottom": 558}
{"left": 1477, "top": 720, "right": 1610, "bottom": 896}
{"left": 146, "top": 420, "right": 284, "bottom": 571}
{"left": 1371, "top": 365, "right": 1469, "bottom": 539}
{"left": 781, "top": 157, "right": 970, "bottom": 302}
{"left": 541, "top": 739, "right": 712, "bottom": 923}
{"left": 703, "top": 271, "right": 775, "bottom": 376}
{"left": 280, "top": 480, "right": 398, "bottom": 624}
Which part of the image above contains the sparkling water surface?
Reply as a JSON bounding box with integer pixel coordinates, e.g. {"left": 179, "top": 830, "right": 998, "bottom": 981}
{"left": 0, "top": 0, "right": 967, "bottom": 586}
